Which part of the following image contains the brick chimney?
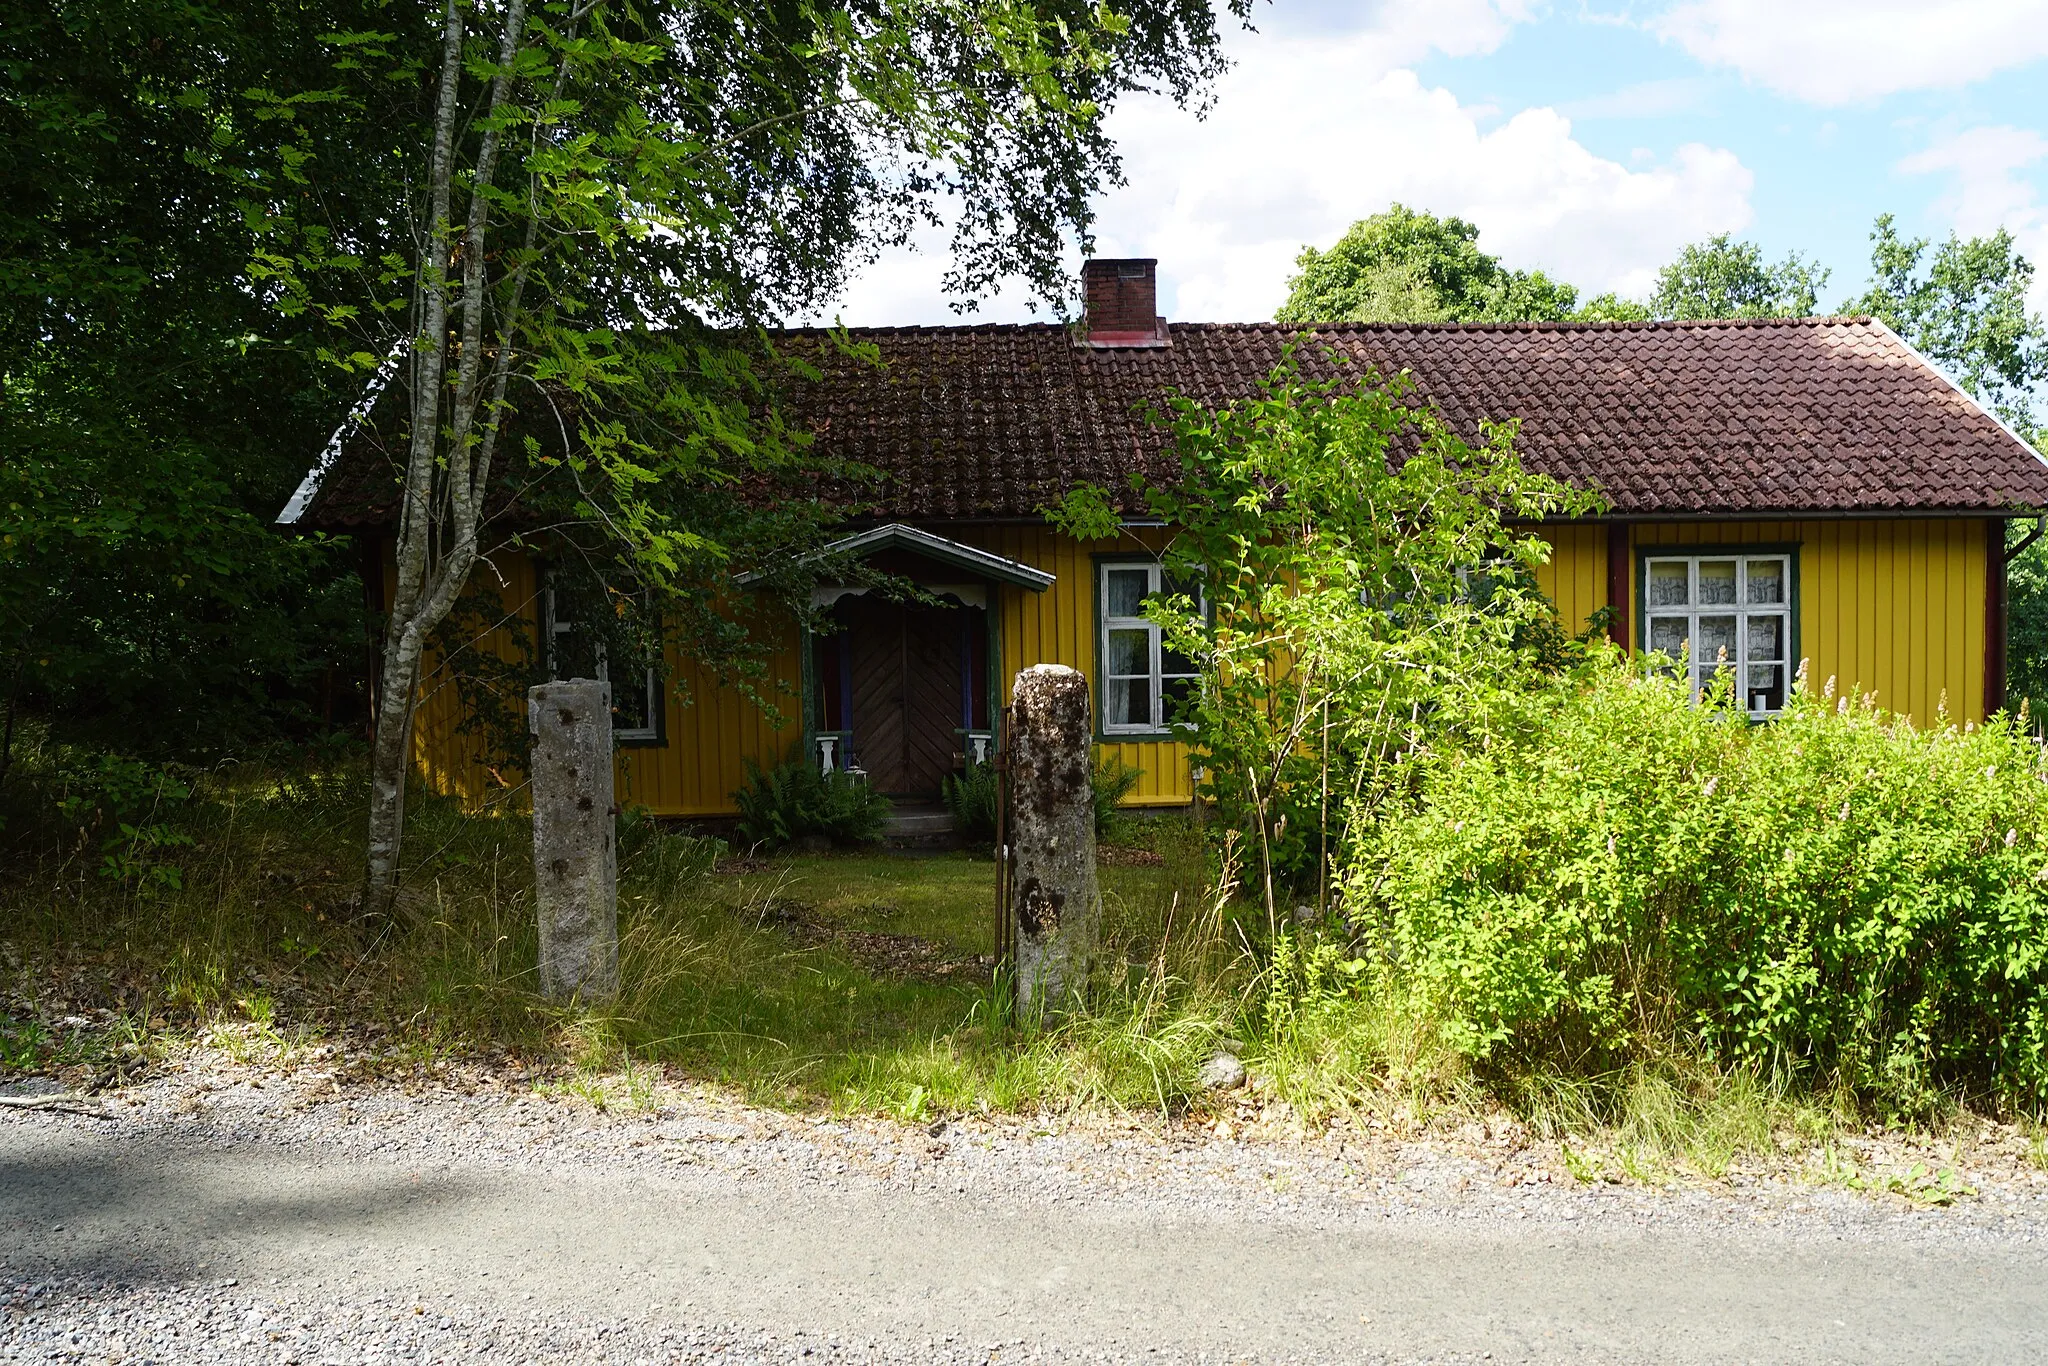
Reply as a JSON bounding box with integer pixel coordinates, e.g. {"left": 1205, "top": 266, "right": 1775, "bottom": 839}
{"left": 1080, "top": 258, "right": 1167, "bottom": 348}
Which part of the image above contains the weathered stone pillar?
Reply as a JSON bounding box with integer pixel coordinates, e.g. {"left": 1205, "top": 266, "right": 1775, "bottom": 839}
{"left": 527, "top": 679, "right": 618, "bottom": 1002}
{"left": 1007, "top": 664, "right": 1099, "bottom": 1017}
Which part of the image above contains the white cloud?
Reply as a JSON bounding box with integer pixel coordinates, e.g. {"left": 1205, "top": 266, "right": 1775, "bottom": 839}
{"left": 813, "top": 12, "right": 1754, "bottom": 325}
{"left": 1897, "top": 125, "right": 2048, "bottom": 314}
{"left": 1655, "top": 0, "right": 2048, "bottom": 105}
{"left": 1899, "top": 126, "right": 2048, "bottom": 226}
{"left": 1556, "top": 77, "right": 1712, "bottom": 122}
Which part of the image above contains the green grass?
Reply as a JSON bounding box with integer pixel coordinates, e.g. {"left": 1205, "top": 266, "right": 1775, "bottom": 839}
{"left": 0, "top": 739, "right": 1235, "bottom": 1119}
{"left": 0, "top": 733, "right": 2021, "bottom": 1189}
{"left": 691, "top": 849, "right": 1191, "bottom": 957}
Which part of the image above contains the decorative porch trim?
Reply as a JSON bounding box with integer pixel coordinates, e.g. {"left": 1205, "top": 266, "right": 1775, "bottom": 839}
{"left": 736, "top": 523, "right": 1055, "bottom": 592}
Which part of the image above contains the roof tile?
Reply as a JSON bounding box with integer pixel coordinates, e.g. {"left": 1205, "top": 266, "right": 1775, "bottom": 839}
{"left": 298, "top": 317, "right": 2048, "bottom": 529}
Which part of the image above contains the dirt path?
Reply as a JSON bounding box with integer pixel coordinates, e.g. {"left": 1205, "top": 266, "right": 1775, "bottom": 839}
{"left": 5, "top": 1065, "right": 2048, "bottom": 1363}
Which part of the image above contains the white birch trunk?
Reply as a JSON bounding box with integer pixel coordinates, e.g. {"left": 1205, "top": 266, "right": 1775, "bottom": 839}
{"left": 361, "top": 0, "right": 533, "bottom": 920}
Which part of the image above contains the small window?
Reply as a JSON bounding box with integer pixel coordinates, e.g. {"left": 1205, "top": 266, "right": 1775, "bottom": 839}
{"left": 543, "top": 575, "right": 662, "bottom": 744}
{"left": 1099, "top": 561, "right": 1201, "bottom": 734}
{"left": 1643, "top": 553, "right": 1792, "bottom": 715}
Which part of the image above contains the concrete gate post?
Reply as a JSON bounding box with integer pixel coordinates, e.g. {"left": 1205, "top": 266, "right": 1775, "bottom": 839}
{"left": 527, "top": 679, "right": 619, "bottom": 1002}
{"left": 1007, "top": 664, "right": 1099, "bottom": 1017}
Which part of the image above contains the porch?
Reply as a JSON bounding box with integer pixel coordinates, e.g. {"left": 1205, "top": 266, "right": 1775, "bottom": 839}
{"left": 787, "top": 525, "right": 1054, "bottom": 798}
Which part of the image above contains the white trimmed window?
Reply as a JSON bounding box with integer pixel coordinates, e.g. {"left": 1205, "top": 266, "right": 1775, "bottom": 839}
{"left": 1099, "top": 562, "right": 1201, "bottom": 734}
{"left": 1643, "top": 553, "right": 1792, "bottom": 715}
{"left": 543, "top": 580, "right": 661, "bottom": 744}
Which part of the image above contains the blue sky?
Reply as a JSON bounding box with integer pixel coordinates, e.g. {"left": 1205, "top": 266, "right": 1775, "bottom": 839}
{"left": 818, "top": 0, "right": 2048, "bottom": 325}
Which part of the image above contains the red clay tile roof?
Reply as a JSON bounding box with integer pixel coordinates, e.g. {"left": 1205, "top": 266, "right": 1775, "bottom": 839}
{"left": 290, "top": 317, "right": 2048, "bottom": 529}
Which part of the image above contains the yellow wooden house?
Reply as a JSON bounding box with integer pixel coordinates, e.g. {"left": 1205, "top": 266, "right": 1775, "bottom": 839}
{"left": 285, "top": 259, "right": 2048, "bottom": 819}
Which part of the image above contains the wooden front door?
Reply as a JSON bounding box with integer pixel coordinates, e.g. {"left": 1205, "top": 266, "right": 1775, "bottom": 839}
{"left": 842, "top": 596, "right": 968, "bottom": 796}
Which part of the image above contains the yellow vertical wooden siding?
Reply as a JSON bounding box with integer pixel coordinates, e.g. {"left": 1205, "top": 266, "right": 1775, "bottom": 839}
{"left": 400, "top": 546, "right": 805, "bottom": 815}
{"left": 404, "top": 527, "right": 1193, "bottom": 815}
{"left": 405, "top": 517, "right": 1989, "bottom": 815}
{"left": 611, "top": 625, "right": 806, "bottom": 817}
{"left": 406, "top": 548, "right": 539, "bottom": 806}
{"left": 951, "top": 524, "right": 1196, "bottom": 808}
{"left": 1529, "top": 522, "right": 1609, "bottom": 638}
{"left": 1535, "top": 519, "right": 1988, "bottom": 726}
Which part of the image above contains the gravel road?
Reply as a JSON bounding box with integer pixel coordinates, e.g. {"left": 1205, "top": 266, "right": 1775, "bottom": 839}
{"left": 6, "top": 1054, "right": 2048, "bottom": 1364}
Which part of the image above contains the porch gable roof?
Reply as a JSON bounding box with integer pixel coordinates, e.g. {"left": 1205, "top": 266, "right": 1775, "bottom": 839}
{"left": 734, "top": 522, "right": 1055, "bottom": 591}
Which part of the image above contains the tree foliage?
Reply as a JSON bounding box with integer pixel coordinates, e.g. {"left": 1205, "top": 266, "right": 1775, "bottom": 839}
{"left": 1847, "top": 213, "right": 2048, "bottom": 442}
{"left": 1648, "top": 232, "right": 1829, "bottom": 320}
{"left": 1051, "top": 350, "right": 1604, "bottom": 917}
{"left": 0, "top": 0, "right": 404, "bottom": 763}
{"left": 1275, "top": 205, "right": 1585, "bottom": 325}
{"left": 215, "top": 0, "right": 1244, "bottom": 912}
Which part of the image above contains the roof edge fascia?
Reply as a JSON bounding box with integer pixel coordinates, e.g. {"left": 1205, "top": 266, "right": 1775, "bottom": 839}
{"left": 277, "top": 349, "right": 401, "bottom": 528}
{"left": 1521, "top": 507, "right": 2048, "bottom": 524}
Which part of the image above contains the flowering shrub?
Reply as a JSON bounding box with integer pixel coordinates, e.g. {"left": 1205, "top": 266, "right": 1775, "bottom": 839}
{"left": 1353, "top": 655, "right": 2048, "bottom": 1110}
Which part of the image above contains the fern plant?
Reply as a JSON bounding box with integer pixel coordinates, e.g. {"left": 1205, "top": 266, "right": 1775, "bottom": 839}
{"left": 1092, "top": 755, "right": 1144, "bottom": 841}
{"left": 731, "top": 748, "right": 892, "bottom": 851}
{"left": 941, "top": 761, "right": 1001, "bottom": 845}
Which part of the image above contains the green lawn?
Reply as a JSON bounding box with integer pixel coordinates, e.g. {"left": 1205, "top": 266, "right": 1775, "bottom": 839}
{"left": 1, "top": 765, "right": 1232, "bottom": 1119}
{"left": 583, "top": 834, "right": 1222, "bottom": 1112}
{"left": 696, "top": 848, "right": 1196, "bottom": 957}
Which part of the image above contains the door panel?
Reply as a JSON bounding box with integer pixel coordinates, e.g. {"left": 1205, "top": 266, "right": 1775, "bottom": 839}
{"left": 844, "top": 596, "right": 907, "bottom": 792}
{"left": 838, "top": 596, "right": 971, "bottom": 797}
{"left": 901, "top": 606, "right": 964, "bottom": 794}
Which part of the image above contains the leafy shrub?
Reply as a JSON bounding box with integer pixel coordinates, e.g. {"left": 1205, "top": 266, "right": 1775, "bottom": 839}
{"left": 941, "top": 761, "right": 1000, "bottom": 844}
{"left": 1092, "top": 754, "right": 1144, "bottom": 841}
{"left": 49, "top": 752, "right": 197, "bottom": 891}
{"left": 1048, "top": 352, "right": 1600, "bottom": 899}
{"left": 731, "top": 750, "right": 891, "bottom": 851}
{"left": 942, "top": 753, "right": 1145, "bottom": 848}
{"left": 1352, "top": 656, "right": 2048, "bottom": 1111}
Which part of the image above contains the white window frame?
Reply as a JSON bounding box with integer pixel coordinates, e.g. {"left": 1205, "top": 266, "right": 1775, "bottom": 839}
{"left": 1098, "top": 561, "right": 1202, "bottom": 735}
{"left": 543, "top": 582, "right": 661, "bottom": 744}
{"left": 1642, "top": 552, "right": 1793, "bottom": 717}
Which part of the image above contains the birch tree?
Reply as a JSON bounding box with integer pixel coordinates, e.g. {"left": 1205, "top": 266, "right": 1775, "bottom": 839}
{"left": 243, "top": 0, "right": 1245, "bottom": 919}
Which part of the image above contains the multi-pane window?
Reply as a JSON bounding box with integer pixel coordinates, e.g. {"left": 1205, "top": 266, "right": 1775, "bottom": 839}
{"left": 1643, "top": 553, "right": 1792, "bottom": 714}
{"left": 543, "top": 578, "right": 661, "bottom": 744}
{"left": 1100, "top": 562, "right": 1201, "bottom": 733}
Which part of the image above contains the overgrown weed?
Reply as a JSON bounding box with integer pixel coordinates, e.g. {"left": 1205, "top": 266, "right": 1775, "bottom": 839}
{"left": 0, "top": 727, "right": 2030, "bottom": 1193}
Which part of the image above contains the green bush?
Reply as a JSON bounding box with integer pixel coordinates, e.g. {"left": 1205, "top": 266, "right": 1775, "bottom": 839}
{"left": 1353, "top": 657, "right": 2048, "bottom": 1111}
{"left": 731, "top": 750, "right": 892, "bottom": 851}
{"left": 940, "top": 761, "right": 1000, "bottom": 844}
{"left": 941, "top": 753, "right": 1146, "bottom": 848}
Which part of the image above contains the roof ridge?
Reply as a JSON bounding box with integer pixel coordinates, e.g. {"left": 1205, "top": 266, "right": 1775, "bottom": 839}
{"left": 760, "top": 316, "right": 1884, "bottom": 339}
{"left": 1166, "top": 316, "right": 1878, "bottom": 334}
{"left": 769, "top": 321, "right": 1072, "bottom": 337}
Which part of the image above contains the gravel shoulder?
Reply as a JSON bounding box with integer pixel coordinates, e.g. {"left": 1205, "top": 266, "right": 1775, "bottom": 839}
{"left": 7, "top": 1049, "right": 2048, "bottom": 1364}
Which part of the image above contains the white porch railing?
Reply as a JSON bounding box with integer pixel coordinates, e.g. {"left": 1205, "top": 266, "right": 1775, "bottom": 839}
{"left": 957, "top": 729, "right": 995, "bottom": 766}
{"left": 814, "top": 730, "right": 854, "bottom": 775}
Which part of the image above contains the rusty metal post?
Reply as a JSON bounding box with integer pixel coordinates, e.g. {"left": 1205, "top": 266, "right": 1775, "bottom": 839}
{"left": 992, "top": 705, "right": 1014, "bottom": 984}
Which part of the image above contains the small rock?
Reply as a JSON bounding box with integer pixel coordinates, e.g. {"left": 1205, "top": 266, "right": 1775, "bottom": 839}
{"left": 1196, "top": 1051, "right": 1246, "bottom": 1091}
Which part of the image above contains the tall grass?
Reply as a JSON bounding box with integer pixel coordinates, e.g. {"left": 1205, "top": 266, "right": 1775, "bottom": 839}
{"left": 2, "top": 718, "right": 2014, "bottom": 1183}
{"left": 0, "top": 729, "right": 1243, "bottom": 1118}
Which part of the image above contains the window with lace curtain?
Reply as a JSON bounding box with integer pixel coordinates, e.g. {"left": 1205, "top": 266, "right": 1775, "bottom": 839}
{"left": 1643, "top": 552, "right": 1794, "bottom": 715}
